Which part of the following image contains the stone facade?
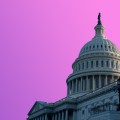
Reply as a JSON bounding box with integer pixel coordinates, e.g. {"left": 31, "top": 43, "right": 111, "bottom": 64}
{"left": 27, "top": 14, "right": 120, "bottom": 120}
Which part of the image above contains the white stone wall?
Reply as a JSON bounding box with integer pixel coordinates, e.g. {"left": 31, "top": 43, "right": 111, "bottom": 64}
{"left": 76, "top": 90, "right": 119, "bottom": 120}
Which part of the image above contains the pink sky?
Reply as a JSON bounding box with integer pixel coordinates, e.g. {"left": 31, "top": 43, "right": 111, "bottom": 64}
{"left": 1, "top": 0, "right": 120, "bottom": 119}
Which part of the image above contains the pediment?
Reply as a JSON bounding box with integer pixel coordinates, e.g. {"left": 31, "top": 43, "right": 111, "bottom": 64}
{"left": 28, "top": 101, "right": 47, "bottom": 115}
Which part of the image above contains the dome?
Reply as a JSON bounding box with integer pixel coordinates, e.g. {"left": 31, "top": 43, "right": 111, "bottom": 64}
{"left": 79, "top": 37, "right": 120, "bottom": 56}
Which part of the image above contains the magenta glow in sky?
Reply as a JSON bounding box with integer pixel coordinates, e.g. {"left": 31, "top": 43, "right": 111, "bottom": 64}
{"left": 1, "top": 0, "right": 120, "bottom": 119}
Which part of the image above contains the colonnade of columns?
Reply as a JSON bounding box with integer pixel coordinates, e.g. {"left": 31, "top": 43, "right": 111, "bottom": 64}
{"left": 67, "top": 75, "right": 119, "bottom": 95}
{"left": 32, "top": 110, "right": 69, "bottom": 120}
{"left": 33, "top": 114, "right": 47, "bottom": 120}
{"left": 52, "top": 110, "right": 68, "bottom": 120}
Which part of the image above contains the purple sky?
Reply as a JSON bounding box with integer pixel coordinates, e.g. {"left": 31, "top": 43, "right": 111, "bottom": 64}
{"left": 1, "top": 0, "right": 120, "bottom": 120}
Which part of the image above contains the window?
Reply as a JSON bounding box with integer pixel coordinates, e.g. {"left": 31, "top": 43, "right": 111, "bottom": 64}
{"left": 111, "top": 61, "right": 114, "bottom": 68}
{"left": 76, "top": 66, "right": 77, "bottom": 71}
{"left": 91, "top": 61, "right": 93, "bottom": 68}
{"left": 79, "top": 64, "right": 81, "bottom": 70}
{"left": 106, "top": 61, "right": 109, "bottom": 67}
{"left": 82, "top": 63, "right": 84, "bottom": 69}
{"left": 116, "top": 61, "right": 118, "bottom": 69}
{"left": 82, "top": 110, "right": 85, "bottom": 115}
{"left": 109, "top": 46, "right": 111, "bottom": 51}
{"left": 86, "top": 62, "right": 89, "bottom": 68}
{"left": 89, "top": 46, "right": 91, "bottom": 50}
{"left": 101, "top": 61, "right": 104, "bottom": 67}
{"left": 96, "top": 61, "right": 99, "bottom": 67}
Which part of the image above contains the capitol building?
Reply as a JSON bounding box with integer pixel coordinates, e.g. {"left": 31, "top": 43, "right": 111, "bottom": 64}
{"left": 27, "top": 14, "right": 120, "bottom": 120}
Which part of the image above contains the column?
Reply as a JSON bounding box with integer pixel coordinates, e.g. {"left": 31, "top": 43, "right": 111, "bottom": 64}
{"left": 67, "top": 83, "right": 69, "bottom": 95}
{"left": 41, "top": 115, "right": 43, "bottom": 120}
{"left": 82, "top": 77, "right": 85, "bottom": 91}
{"left": 72, "top": 80, "right": 74, "bottom": 94}
{"left": 77, "top": 79, "right": 79, "bottom": 92}
{"left": 105, "top": 75, "right": 108, "bottom": 85}
{"left": 52, "top": 114, "right": 54, "bottom": 120}
{"left": 45, "top": 114, "right": 47, "bottom": 120}
{"left": 55, "top": 113, "right": 57, "bottom": 120}
{"left": 70, "top": 81, "right": 72, "bottom": 94}
{"left": 76, "top": 78, "right": 78, "bottom": 93}
{"left": 54, "top": 114, "right": 55, "bottom": 120}
{"left": 43, "top": 115, "right": 45, "bottom": 120}
{"left": 81, "top": 77, "right": 82, "bottom": 92}
{"left": 109, "top": 60, "right": 111, "bottom": 68}
{"left": 72, "top": 111, "right": 76, "bottom": 120}
{"left": 79, "top": 78, "right": 81, "bottom": 92}
{"left": 84, "top": 78, "right": 86, "bottom": 91}
{"left": 40, "top": 116, "right": 41, "bottom": 120}
{"left": 86, "top": 76, "right": 89, "bottom": 91}
{"left": 99, "top": 75, "right": 101, "bottom": 88}
{"left": 62, "top": 111, "right": 64, "bottom": 120}
{"left": 65, "top": 110, "right": 68, "bottom": 120}
{"left": 93, "top": 75, "right": 95, "bottom": 90}
{"left": 58, "top": 112, "right": 60, "bottom": 120}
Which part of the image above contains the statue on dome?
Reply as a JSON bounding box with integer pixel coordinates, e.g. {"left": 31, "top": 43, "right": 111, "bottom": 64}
{"left": 98, "top": 13, "right": 102, "bottom": 25}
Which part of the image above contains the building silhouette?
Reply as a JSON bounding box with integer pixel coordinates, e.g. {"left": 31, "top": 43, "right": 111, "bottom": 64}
{"left": 27, "top": 14, "right": 120, "bottom": 120}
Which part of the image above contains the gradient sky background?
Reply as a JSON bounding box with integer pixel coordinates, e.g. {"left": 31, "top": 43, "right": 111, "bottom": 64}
{"left": 1, "top": 0, "right": 120, "bottom": 120}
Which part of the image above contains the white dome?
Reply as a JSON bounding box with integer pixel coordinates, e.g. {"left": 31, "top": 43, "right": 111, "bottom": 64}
{"left": 79, "top": 37, "right": 120, "bottom": 56}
